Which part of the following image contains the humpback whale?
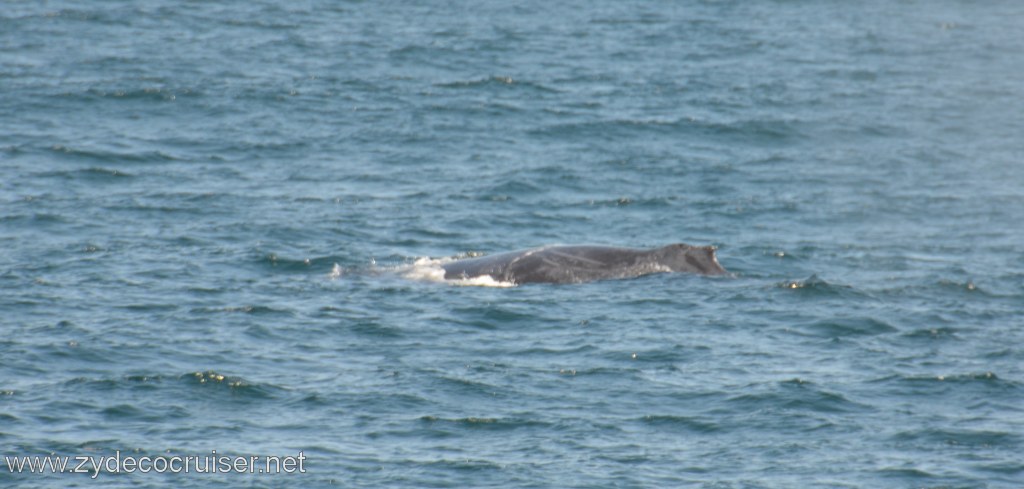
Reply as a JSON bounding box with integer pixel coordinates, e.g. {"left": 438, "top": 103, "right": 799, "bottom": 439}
{"left": 442, "top": 244, "right": 726, "bottom": 285}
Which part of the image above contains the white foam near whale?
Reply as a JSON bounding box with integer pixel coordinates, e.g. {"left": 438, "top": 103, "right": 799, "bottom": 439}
{"left": 400, "top": 257, "right": 516, "bottom": 287}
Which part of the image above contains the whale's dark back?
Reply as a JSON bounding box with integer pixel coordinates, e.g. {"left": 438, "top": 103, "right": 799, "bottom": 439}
{"left": 442, "top": 244, "right": 726, "bottom": 285}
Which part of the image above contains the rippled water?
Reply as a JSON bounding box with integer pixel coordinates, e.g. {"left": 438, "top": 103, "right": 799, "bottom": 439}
{"left": 2, "top": 1, "right": 1023, "bottom": 487}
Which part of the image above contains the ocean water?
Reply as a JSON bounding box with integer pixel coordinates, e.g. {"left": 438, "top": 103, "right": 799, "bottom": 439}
{"left": 2, "top": 0, "right": 1023, "bottom": 487}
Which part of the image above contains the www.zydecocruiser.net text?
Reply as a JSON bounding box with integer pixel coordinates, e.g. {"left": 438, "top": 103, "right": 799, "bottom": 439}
{"left": 5, "top": 450, "right": 306, "bottom": 479}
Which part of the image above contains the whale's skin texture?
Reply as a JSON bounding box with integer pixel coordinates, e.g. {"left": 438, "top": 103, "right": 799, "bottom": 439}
{"left": 441, "top": 244, "right": 726, "bottom": 285}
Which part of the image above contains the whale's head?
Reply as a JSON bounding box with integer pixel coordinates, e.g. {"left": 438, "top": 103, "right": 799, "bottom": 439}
{"left": 655, "top": 243, "right": 727, "bottom": 276}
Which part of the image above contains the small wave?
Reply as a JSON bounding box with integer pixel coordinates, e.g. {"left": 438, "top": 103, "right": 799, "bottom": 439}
{"left": 418, "top": 415, "right": 551, "bottom": 431}
{"left": 580, "top": 196, "right": 675, "bottom": 208}
{"left": 875, "top": 467, "right": 937, "bottom": 480}
{"left": 795, "top": 317, "right": 897, "bottom": 338}
{"left": 54, "top": 375, "right": 167, "bottom": 412}
{"left": 60, "top": 86, "right": 185, "bottom": 102}
{"left": 901, "top": 327, "right": 960, "bottom": 340}
{"left": 434, "top": 76, "right": 559, "bottom": 93}
{"left": 45, "top": 145, "right": 178, "bottom": 164}
{"left": 0, "top": 213, "right": 68, "bottom": 225}
{"left": 100, "top": 404, "right": 165, "bottom": 422}
{"left": 38, "top": 165, "right": 133, "bottom": 180}
{"left": 936, "top": 278, "right": 983, "bottom": 294}
{"left": 118, "top": 303, "right": 179, "bottom": 312}
{"left": 431, "top": 373, "right": 508, "bottom": 397}
{"left": 180, "top": 371, "right": 281, "bottom": 400}
{"left": 726, "top": 380, "right": 869, "bottom": 414}
{"left": 889, "top": 427, "right": 1021, "bottom": 448}
{"left": 62, "top": 377, "right": 130, "bottom": 392}
{"left": 447, "top": 305, "right": 551, "bottom": 329}
{"left": 189, "top": 305, "right": 294, "bottom": 316}
{"left": 484, "top": 179, "right": 543, "bottom": 197}
{"left": 398, "top": 457, "right": 504, "bottom": 472}
{"left": 185, "top": 371, "right": 246, "bottom": 387}
{"left": 515, "top": 344, "right": 598, "bottom": 356}
{"left": 123, "top": 374, "right": 166, "bottom": 383}
{"left": 867, "top": 372, "right": 1020, "bottom": 403}
{"left": 639, "top": 415, "right": 722, "bottom": 433}
{"left": 30, "top": 8, "right": 130, "bottom": 25}
{"left": 908, "top": 372, "right": 998, "bottom": 382}
{"left": 530, "top": 117, "right": 803, "bottom": 143}
{"left": 349, "top": 320, "right": 405, "bottom": 339}
{"left": 590, "top": 13, "right": 668, "bottom": 25}
{"left": 260, "top": 252, "right": 330, "bottom": 272}
{"left": 387, "top": 44, "right": 458, "bottom": 62}
{"left": 775, "top": 274, "right": 868, "bottom": 298}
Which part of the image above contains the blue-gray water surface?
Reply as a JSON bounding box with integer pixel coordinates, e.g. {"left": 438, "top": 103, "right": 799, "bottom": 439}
{"left": 2, "top": 1, "right": 1023, "bottom": 487}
